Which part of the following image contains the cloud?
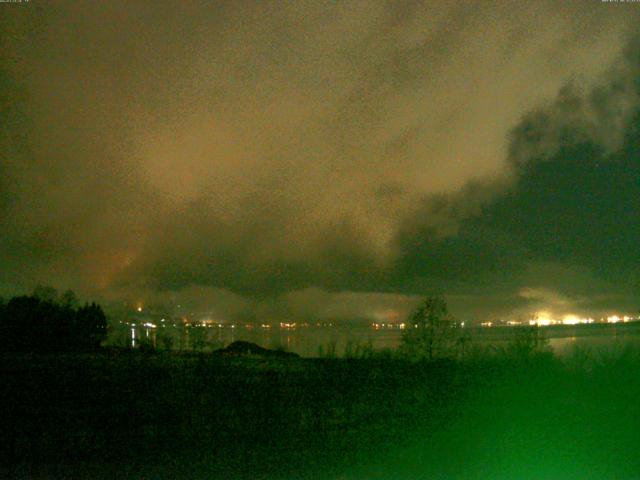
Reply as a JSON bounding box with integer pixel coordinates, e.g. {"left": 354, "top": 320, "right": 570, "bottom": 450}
{"left": 1, "top": 1, "right": 639, "bottom": 320}
{"left": 384, "top": 33, "right": 640, "bottom": 319}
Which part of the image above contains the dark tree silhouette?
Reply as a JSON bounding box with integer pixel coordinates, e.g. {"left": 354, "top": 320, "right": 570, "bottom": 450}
{"left": 400, "top": 296, "right": 457, "bottom": 360}
{"left": 60, "top": 289, "right": 79, "bottom": 308}
{"left": 0, "top": 291, "right": 107, "bottom": 353}
{"left": 74, "top": 302, "right": 108, "bottom": 350}
{"left": 32, "top": 285, "right": 58, "bottom": 303}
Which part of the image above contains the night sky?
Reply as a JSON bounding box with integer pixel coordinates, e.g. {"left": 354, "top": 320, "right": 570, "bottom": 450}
{"left": 1, "top": 1, "right": 639, "bottom": 323}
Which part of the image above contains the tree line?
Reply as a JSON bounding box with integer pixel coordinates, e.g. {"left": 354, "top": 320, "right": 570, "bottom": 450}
{"left": 0, "top": 286, "right": 107, "bottom": 353}
{"left": 400, "top": 295, "right": 549, "bottom": 361}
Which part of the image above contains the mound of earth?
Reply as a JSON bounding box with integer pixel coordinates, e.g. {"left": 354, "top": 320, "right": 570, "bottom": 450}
{"left": 215, "top": 340, "right": 299, "bottom": 358}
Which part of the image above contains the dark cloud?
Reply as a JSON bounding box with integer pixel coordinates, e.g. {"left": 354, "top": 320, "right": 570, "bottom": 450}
{"left": 391, "top": 37, "right": 640, "bottom": 319}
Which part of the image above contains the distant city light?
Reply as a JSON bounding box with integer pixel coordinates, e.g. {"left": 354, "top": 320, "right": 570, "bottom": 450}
{"left": 561, "top": 315, "right": 580, "bottom": 326}
{"left": 530, "top": 311, "right": 555, "bottom": 326}
{"left": 561, "top": 315, "right": 594, "bottom": 326}
{"left": 371, "top": 322, "right": 405, "bottom": 330}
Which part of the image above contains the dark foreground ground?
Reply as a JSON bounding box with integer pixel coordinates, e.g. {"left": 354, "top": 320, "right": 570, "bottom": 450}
{"left": 2, "top": 347, "right": 640, "bottom": 479}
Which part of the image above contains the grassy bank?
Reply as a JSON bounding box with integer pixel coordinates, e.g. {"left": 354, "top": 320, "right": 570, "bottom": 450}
{"left": 1, "top": 347, "right": 640, "bottom": 479}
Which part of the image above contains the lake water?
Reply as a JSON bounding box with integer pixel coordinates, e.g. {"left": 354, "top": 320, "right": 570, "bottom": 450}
{"left": 108, "top": 322, "right": 640, "bottom": 357}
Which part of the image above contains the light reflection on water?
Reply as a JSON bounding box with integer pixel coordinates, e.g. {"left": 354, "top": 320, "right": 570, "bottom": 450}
{"left": 548, "top": 334, "right": 640, "bottom": 355}
{"left": 110, "top": 324, "right": 640, "bottom": 357}
{"left": 112, "top": 325, "right": 396, "bottom": 356}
